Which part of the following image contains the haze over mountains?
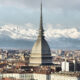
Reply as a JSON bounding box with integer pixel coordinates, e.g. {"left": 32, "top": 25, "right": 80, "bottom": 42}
{"left": 0, "top": 0, "right": 80, "bottom": 50}
{"left": 0, "top": 24, "right": 80, "bottom": 50}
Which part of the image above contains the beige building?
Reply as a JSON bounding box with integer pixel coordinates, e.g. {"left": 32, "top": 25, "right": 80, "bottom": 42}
{"left": 1, "top": 73, "right": 80, "bottom": 80}
{"left": 51, "top": 73, "right": 80, "bottom": 80}
{"left": 29, "top": 2, "right": 52, "bottom": 66}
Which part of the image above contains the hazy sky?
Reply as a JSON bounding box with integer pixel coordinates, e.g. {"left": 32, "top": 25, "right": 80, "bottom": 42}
{"left": 0, "top": 0, "right": 80, "bottom": 49}
{"left": 0, "top": 0, "right": 80, "bottom": 26}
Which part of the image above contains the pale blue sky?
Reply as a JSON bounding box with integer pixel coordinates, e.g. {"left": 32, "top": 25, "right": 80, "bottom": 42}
{"left": 0, "top": 0, "right": 80, "bottom": 27}
{"left": 0, "top": 0, "right": 80, "bottom": 49}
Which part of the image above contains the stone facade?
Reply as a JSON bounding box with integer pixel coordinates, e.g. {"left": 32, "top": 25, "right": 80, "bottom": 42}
{"left": 1, "top": 73, "right": 80, "bottom": 80}
{"left": 51, "top": 74, "right": 80, "bottom": 80}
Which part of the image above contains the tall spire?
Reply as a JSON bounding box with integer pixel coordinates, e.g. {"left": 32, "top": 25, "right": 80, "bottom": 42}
{"left": 38, "top": 0, "right": 44, "bottom": 38}
{"left": 29, "top": 0, "right": 52, "bottom": 66}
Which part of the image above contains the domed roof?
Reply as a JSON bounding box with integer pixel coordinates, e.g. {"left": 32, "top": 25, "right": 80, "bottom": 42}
{"left": 31, "top": 2, "right": 51, "bottom": 55}
{"left": 31, "top": 37, "right": 51, "bottom": 54}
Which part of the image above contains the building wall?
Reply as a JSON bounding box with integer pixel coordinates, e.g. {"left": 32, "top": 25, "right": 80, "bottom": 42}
{"left": 51, "top": 74, "right": 80, "bottom": 80}
{"left": 0, "top": 73, "right": 80, "bottom": 80}
{"left": 2, "top": 73, "right": 20, "bottom": 79}
{"left": 62, "top": 62, "right": 69, "bottom": 71}
{"left": 0, "top": 73, "right": 47, "bottom": 80}
{"left": 20, "top": 74, "right": 47, "bottom": 80}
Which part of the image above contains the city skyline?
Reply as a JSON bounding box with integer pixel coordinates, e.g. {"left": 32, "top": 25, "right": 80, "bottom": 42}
{"left": 0, "top": 1, "right": 80, "bottom": 80}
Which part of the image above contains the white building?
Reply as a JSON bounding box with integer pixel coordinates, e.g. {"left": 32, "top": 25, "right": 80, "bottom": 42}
{"left": 62, "top": 61, "right": 69, "bottom": 72}
{"left": 51, "top": 73, "right": 80, "bottom": 80}
{"left": 0, "top": 73, "right": 47, "bottom": 80}
{"left": 0, "top": 73, "right": 80, "bottom": 80}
